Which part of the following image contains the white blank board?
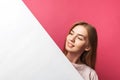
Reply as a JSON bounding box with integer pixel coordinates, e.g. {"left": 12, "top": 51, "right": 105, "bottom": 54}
{"left": 0, "top": 0, "right": 84, "bottom": 80}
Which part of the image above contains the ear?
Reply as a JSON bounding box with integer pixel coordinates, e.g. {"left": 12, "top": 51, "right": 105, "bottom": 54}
{"left": 85, "top": 45, "right": 91, "bottom": 51}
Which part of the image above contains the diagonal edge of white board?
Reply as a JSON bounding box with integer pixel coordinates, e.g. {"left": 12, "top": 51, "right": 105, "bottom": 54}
{"left": 0, "top": 0, "right": 84, "bottom": 80}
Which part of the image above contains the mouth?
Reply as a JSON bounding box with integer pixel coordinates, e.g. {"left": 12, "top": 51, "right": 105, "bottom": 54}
{"left": 67, "top": 41, "right": 74, "bottom": 48}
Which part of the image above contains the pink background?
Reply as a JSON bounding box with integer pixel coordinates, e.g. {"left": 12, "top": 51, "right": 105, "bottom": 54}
{"left": 23, "top": 0, "right": 120, "bottom": 80}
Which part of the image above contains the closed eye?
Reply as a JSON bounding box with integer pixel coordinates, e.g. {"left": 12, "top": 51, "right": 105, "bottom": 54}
{"left": 77, "top": 37, "right": 84, "bottom": 40}
{"left": 69, "top": 30, "right": 74, "bottom": 35}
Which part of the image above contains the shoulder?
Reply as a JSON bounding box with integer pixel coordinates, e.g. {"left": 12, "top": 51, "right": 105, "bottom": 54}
{"left": 72, "top": 63, "right": 98, "bottom": 80}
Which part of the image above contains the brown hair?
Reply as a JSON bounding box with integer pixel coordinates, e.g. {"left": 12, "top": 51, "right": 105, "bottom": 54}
{"left": 63, "top": 21, "right": 98, "bottom": 69}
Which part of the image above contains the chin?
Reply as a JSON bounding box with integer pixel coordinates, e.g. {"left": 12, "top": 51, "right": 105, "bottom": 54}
{"left": 65, "top": 48, "right": 75, "bottom": 53}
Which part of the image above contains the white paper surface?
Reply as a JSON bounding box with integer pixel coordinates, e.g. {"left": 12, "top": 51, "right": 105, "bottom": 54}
{"left": 0, "top": 0, "right": 84, "bottom": 80}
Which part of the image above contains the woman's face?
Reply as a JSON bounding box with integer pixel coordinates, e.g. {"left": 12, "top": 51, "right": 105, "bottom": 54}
{"left": 65, "top": 25, "right": 90, "bottom": 54}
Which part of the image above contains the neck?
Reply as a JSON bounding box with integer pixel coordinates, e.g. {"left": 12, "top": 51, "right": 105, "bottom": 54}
{"left": 66, "top": 52, "right": 82, "bottom": 64}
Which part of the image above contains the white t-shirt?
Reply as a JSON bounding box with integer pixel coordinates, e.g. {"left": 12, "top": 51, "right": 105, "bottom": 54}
{"left": 72, "top": 63, "right": 98, "bottom": 80}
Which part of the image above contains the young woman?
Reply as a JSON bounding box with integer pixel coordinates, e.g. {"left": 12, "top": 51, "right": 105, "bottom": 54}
{"left": 63, "top": 21, "right": 98, "bottom": 80}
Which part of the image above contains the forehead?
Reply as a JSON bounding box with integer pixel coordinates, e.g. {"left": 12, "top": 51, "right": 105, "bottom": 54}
{"left": 71, "top": 25, "right": 88, "bottom": 37}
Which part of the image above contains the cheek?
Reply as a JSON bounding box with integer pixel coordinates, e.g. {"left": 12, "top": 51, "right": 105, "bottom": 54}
{"left": 75, "top": 40, "right": 86, "bottom": 50}
{"left": 66, "top": 35, "right": 70, "bottom": 40}
{"left": 66, "top": 35, "right": 70, "bottom": 43}
{"left": 65, "top": 36, "right": 69, "bottom": 46}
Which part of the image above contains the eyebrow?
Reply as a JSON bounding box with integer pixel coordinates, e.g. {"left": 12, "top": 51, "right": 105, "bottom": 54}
{"left": 71, "top": 30, "right": 86, "bottom": 38}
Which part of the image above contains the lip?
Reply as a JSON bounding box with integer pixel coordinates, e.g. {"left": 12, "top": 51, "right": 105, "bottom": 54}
{"left": 67, "top": 41, "right": 74, "bottom": 48}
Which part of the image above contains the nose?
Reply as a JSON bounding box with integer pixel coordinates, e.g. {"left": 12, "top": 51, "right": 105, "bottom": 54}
{"left": 70, "top": 35, "right": 76, "bottom": 42}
